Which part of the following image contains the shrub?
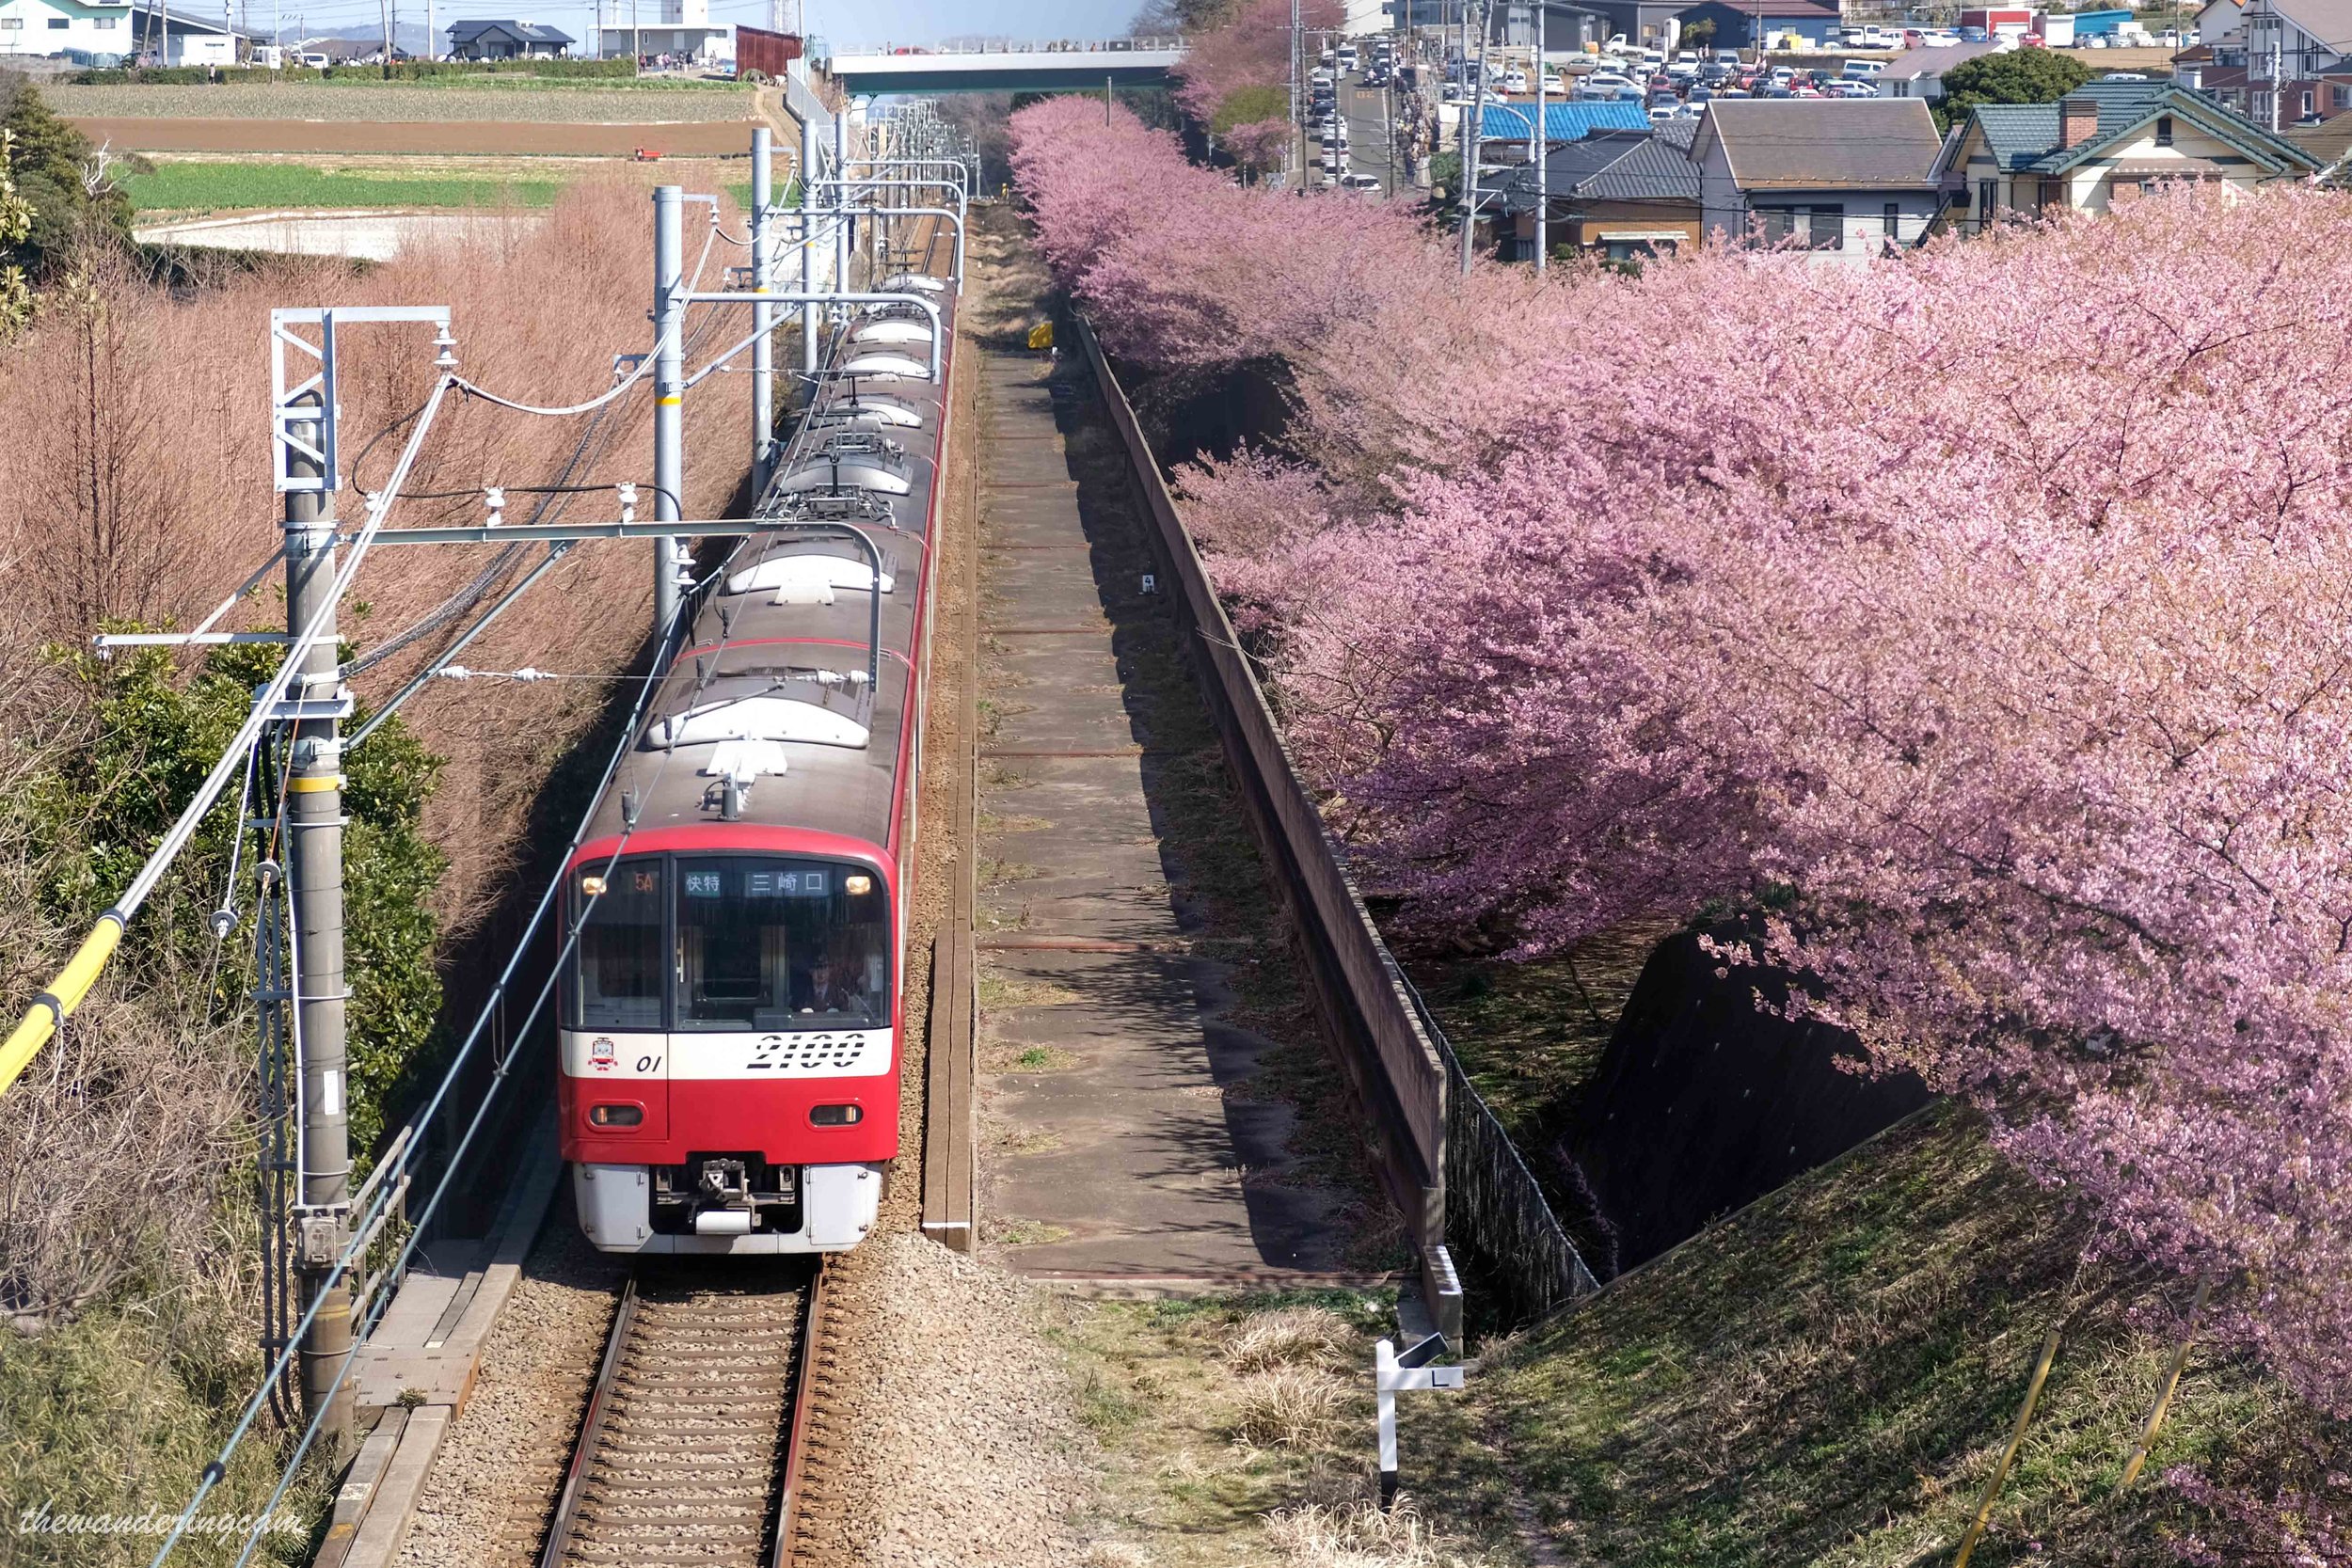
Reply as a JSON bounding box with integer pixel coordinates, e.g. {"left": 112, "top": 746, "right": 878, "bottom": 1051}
{"left": 1230, "top": 1365, "right": 1347, "bottom": 1448}
{"left": 1224, "top": 1305, "right": 1355, "bottom": 1372}
{"left": 1, "top": 82, "right": 134, "bottom": 278}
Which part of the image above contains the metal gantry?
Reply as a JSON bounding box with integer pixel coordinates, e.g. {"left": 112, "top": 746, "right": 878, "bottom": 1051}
{"left": 0, "top": 82, "right": 976, "bottom": 1568}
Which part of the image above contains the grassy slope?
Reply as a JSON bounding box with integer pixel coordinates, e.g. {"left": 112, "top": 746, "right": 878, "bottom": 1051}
{"left": 1416, "top": 922, "right": 1669, "bottom": 1138}
{"left": 1414, "top": 1105, "right": 2292, "bottom": 1568}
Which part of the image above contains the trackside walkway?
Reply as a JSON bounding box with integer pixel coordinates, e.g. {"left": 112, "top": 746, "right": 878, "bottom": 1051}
{"left": 967, "top": 225, "right": 1359, "bottom": 1282}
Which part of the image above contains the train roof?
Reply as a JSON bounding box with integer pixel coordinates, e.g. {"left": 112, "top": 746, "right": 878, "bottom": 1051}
{"left": 580, "top": 293, "right": 956, "bottom": 863}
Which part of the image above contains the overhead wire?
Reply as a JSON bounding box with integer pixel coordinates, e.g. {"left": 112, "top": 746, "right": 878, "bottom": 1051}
{"left": 152, "top": 174, "right": 858, "bottom": 1560}
{"left": 0, "top": 373, "right": 461, "bottom": 1099}
{"left": 158, "top": 512, "right": 760, "bottom": 1565}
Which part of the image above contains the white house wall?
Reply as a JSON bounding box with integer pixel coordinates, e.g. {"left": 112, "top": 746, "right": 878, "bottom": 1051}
{"left": 2069, "top": 119, "right": 2274, "bottom": 211}
{"left": 0, "top": 0, "right": 133, "bottom": 59}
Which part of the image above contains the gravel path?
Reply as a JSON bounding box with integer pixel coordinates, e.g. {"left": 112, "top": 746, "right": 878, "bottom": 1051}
{"left": 799, "top": 1234, "right": 1093, "bottom": 1568}
{"left": 392, "top": 1211, "right": 628, "bottom": 1568}
{"left": 43, "top": 85, "right": 754, "bottom": 122}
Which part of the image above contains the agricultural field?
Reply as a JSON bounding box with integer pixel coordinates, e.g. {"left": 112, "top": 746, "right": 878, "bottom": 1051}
{"left": 124, "top": 157, "right": 569, "bottom": 213}
{"left": 44, "top": 82, "right": 754, "bottom": 122}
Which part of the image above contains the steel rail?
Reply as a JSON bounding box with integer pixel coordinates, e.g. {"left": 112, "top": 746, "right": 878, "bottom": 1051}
{"left": 771, "top": 1261, "right": 831, "bottom": 1568}
{"left": 534, "top": 1274, "right": 642, "bottom": 1568}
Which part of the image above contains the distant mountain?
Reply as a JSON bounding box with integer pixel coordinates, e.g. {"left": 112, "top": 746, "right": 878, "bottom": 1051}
{"left": 294, "top": 22, "right": 436, "bottom": 52}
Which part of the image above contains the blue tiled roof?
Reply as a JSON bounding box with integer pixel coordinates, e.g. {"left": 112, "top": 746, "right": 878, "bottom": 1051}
{"left": 1478, "top": 102, "right": 1654, "bottom": 141}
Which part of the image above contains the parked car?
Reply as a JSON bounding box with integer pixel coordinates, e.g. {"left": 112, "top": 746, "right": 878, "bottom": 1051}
{"left": 1342, "top": 172, "right": 1383, "bottom": 193}
{"left": 1959, "top": 24, "right": 1989, "bottom": 40}
{"left": 1502, "top": 68, "right": 1529, "bottom": 90}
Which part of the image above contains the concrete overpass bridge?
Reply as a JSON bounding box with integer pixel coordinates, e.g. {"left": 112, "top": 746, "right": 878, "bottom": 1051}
{"left": 822, "top": 38, "right": 1186, "bottom": 96}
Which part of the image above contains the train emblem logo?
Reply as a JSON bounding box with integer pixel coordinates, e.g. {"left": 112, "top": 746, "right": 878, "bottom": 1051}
{"left": 591, "top": 1037, "right": 616, "bottom": 1073}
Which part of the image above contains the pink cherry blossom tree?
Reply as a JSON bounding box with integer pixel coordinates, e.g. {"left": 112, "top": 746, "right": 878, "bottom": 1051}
{"left": 1009, "top": 99, "right": 2352, "bottom": 1541}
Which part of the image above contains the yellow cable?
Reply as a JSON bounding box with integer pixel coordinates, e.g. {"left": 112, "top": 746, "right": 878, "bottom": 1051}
{"left": 0, "top": 914, "right": 126, "bottom": 1097}
{"left": 2117, "top": 1276, "right": 2210, "bottom": 1493}
{"left": 1952, "top": 1326, "right": 2062, "bottom": 1568}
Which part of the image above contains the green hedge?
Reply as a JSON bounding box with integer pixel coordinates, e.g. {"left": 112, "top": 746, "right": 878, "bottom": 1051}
{"left": 70, "top": 57, "right": 639, "bottom": 85}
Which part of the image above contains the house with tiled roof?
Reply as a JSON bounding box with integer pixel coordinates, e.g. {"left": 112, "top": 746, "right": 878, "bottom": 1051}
{"left": 1492, "top": 126, "right": 1704, "bottom": 261}
{"left": 2193, "top": 0, "right": 2352, "bottom": 123}
{"left": 446, "top": 18, "right": 573, "bottom": 58}
{"left": 1938, "top": 77, "right": 2319, "bottom": 231}
{"left": 1692, "top": 99, "right": 1948, "bottom": 256}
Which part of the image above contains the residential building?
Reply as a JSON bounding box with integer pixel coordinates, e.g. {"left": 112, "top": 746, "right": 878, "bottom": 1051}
{"left": 1875, "top": 39, "right": 2004, "bottom": 101}
{"left": 592, "top": 0, "right": 727, "bottom": 61}
{"left": 1674, "top": 0, "right": 1841, "bottom": 50}
{"left": 1577, "top": 0, "right": 1686, "bottom": 51}
{"left": 1941, "top": 76, "right": 2319, "bottom": 230}
{"left": 0, "top": 0, "right": 135, "bottom": 64}
{"left": 1493, "top": 123, "right": 1703, "bottom": 260}
{"left": 446, "top": 18, "right": 573, "bottom": 59}
{"left": 2286, "top": 103, "right": 2352, "bottom": 159}
{"left": 128, "top": 3, "right": 240, "bottom": 64}
{"left": 2197, "top": 0, "right": 2352, "bottom": 125}
{"left": 1692, "top": 98, "right": 1947, "bottom": 255}
{"left": 1494, "top": 2, "right": 1613, "bottom": 50}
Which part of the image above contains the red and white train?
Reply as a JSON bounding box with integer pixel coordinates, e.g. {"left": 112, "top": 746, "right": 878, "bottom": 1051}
{"left": 559, "top": 277, "right": 957, "bottom": 1255}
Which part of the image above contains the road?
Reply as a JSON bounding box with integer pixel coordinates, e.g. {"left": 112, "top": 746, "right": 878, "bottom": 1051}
{"left": 1341, "top": 71, "right": 1399, "bottom": 197}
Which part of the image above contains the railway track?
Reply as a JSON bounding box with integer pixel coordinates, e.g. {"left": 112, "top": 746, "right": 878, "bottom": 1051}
{"left": 536, "top": 1260, "right": 825, "bottom": 1568}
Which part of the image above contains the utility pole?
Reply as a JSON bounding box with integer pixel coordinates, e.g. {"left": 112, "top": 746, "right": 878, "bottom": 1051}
{"left": 283, "top": 391, "right": 355, "bottom": 1455}
{"left": 752, "top": 127, "right": 776, "bottom": 493}
{"left": 1292, "top": 0, "right": 1303, "bottom": 186}
{"left": 1458, "top": 0, "right": 1490, "bottom": 275}
{"left": 802, "top": 108, "right": 820, "bottom": 375}
{"left": 631, "top": 0, "right": 639, "bottom": 71}
{"left": 1531, "top": 0, "right": 1546, "bottom": 270}
{"left": 652, "top": 185, "right": 685, "bottom": 635}
{"left": 1104, "top": 71, "right": 1112, "bottom": 122}
{"left": 2269, "top": 30, "right": 2282, "bottom": 131}
{"left": 834, "top": 109, "right": 851, "bottom": 297}
{"left": 377, "top": 0, "right": 390, "bottom": 73}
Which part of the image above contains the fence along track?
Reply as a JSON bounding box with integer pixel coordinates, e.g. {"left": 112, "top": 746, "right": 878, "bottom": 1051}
{"left": 538, "top": 1260, "right": 818, "bottom": 1568}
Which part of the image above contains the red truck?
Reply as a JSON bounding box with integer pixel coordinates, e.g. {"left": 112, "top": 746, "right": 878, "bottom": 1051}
{"left": 1958, "top": 8, "right": 2035, "bottom": 30}
{"left": 736, "top": 25, "right": 803, "bottom": 84}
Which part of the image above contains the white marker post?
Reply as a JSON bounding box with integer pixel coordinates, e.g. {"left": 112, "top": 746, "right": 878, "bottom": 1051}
{"left": 1375, "top": 1333, "right": 1467, "bottom": 1510}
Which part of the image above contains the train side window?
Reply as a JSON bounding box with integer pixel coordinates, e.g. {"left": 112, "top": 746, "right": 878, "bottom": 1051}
{"left": 570, "top": 860, "right": 665, "bottom": 1030}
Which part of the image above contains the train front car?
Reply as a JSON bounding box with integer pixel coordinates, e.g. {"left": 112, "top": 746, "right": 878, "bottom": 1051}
{"left": 559, "top": 285, "right": 954, "bottom": 1256}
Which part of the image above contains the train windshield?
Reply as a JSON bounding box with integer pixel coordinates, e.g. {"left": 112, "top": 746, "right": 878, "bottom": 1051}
{"left": 565, "top": 854, "right": 890, "bottom": 1033}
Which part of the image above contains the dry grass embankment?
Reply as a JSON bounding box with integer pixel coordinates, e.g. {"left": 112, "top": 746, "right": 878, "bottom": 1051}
{"left": 1058, "top": 1291, "right": 1508, "bottom": 1568}
{"left": 0, "top": 172, "right": 752, "bottom": 1565}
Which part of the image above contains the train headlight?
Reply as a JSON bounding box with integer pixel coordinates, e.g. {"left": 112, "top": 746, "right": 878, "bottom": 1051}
{"left": 580, "top": 874, "right": 608, "bottom": 897}
{"left": 587, "top": 1102, "right": 644, "bottom": 1128}
{"left": 810, "top": 1103, "right": 864, "bottom": 1127}
{"left": 845, "top": 874, "right": 873, "bottom": 896}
